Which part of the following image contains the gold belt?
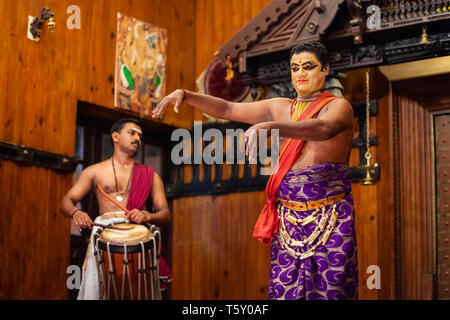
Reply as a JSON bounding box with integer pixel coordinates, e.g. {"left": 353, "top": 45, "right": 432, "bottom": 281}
{"left": 276, "top": 193, "right": 346, "bottom": 260}
{"left": 278, "top": 192, "right": 346, "bottom": 212}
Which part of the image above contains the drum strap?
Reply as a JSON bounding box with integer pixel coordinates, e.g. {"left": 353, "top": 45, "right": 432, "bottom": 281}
{"left": 121, "top": 244, "right": 134, "bottom": 300}
{"left": 149, "top": 236, "right": 161, "bottom": 300}
{"left": 94, "top": 236, "right": 105, "bottom": 300}
{"left": 149, "top": 237, "right": 156, "bottom": 300}
{"left": 137, "top": 241, "right": 148, "bottom": 300}
{"left": 106, "top": 242, "right": 118, "bottom": 299}
{"left": 154, "top": 231, "right": 162, "bottom": 300}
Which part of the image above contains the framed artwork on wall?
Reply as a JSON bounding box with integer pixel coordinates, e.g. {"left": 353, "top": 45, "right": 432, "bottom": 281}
{"left": 114, "top": 12, "right": 168, "bottom": 117}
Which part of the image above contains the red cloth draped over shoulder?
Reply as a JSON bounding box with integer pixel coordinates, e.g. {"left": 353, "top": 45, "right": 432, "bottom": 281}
{"left": 126, "top": 163, "right": 154, "bottom": 211}
{"left": 126, "top": 163, "right": 172, "bottom": 284}
{"left": 253, "top": 91, "right": 338, "bottom": 244}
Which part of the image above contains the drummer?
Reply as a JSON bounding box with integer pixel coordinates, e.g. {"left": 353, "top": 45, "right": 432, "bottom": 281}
{"left": 60, "top": 118, "right": 171, "bottom": 230}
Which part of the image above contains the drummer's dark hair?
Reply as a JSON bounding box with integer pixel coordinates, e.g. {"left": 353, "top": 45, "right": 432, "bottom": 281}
{"left": 110, "top": 118, "right": 142, "bottom": 134}
{"left": 290, "top": 41, "right": 328, "bottom": 70}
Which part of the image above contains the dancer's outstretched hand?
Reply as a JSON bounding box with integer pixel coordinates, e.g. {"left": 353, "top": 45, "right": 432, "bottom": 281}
{"left": 152, "top": 89, "right": 185, "bottom": 118}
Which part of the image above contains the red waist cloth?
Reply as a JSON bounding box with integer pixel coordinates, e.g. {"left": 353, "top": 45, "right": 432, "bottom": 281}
{"left": 127, "top": 163, "right": 172, "bottom": 283}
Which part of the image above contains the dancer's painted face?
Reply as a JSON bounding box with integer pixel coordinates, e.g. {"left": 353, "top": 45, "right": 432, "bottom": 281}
{"left": 290, "top": 51, "right": 328, "bottom": 97}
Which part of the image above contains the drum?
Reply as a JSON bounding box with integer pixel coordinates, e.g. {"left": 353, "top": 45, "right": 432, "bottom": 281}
{"left": 93, "top": 223, "right": 162, "bottom": 300}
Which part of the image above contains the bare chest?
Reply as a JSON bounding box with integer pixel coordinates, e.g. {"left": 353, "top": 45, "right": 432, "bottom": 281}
{"left": 95, "top": 167, "right": 133, "bottom": 195}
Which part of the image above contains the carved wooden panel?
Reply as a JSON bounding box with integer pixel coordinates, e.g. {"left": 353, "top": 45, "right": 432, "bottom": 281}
{"left": 217, "top": 0, "right": 343, "bottom": 65}
{"left": 435, "top": 114, "right": 450, "bottom": 300}
{"left": 395, "top": 89, "right": 434, "bottom": 299}
{"left": 392, "top": 74, "right": 450, "bottom": 299}
{"left": 373, "top": 0, "right": 450, "bottom": 31}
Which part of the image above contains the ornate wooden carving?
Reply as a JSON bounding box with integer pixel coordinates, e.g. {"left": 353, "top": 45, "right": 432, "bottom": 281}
{"left": 217, "top": 0, "right": 343, "bottom": 67}
{"left": 372, "top": 0, "right": 450, "bottom": 31}
{"left": 384, "top": 31, "right": 450, "bottom": 64}
{"left": 215, "top": 0, "right": 450, "bottom": 86}
{"left": 347, "top": 0, "right": 365, "bottom": 44}
{"left": 241, "top": 29, "right": 450, "bottom": 86}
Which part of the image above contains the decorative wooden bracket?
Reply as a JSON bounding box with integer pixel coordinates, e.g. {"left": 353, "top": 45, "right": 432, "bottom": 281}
{"left": 346, "top": 0, "right": 365, "bottom": 44}
{"left": 0, "top": 141, "right": 82, "bottom": 173}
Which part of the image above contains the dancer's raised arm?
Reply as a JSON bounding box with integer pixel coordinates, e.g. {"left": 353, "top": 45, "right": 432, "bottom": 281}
{"left": 152, "top": 89, "right": 290, "bottom": 125}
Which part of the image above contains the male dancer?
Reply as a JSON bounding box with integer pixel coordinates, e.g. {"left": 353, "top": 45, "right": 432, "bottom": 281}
{"left": 153, "top": 41, "right": 357, "bottom": 300}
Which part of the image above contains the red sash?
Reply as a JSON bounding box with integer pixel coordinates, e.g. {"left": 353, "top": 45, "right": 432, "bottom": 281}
{"left": 126, "top": 163, "right": 154, "bottom": 211}
{"left": 126, "top": 163, "right": 172, "bottom": 282}
{"left": 253, "top": 91, "right": 338, "bottom": 244}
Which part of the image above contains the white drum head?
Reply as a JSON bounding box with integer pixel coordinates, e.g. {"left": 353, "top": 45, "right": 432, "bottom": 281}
{"left": 99, "top": 224, "right": 152, "bottom": 245}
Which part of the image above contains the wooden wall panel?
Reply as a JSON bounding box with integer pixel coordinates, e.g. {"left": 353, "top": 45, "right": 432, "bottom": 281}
{"left": 172, "top": 192, "right": 270, "bottom": 299}
{"left": 195, "top": 0, "right": 272, "bottom": 75}
{"left": 393, "top": 81, "right": 437, "bottom": 299}
{"left": 375, "top": 87, "right": 396, "bottom": 300}
{"left": 387, "top": 75, "right": 450, "bottom": 299}
{"left": 341, "top": 68, "right": 396, "bottom": 299}
{"left": 0, "top": 0, "right": 196, "bottom": 156}
{"left": 0, "top": 161, "right": 72, "bottom": 299}
{"left": 193, "top": 0, "right": 272, "bottom": 121}
{"left": 0, "top": 0, "right": 196, "bottom": 299}
{"left": 171, "top": 0, "right": 272, "bottom": 300}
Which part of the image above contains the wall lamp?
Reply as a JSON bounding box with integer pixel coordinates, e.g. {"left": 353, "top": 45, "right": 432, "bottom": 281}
{"left": 29, "top": 7, "right": 55, "bottom": 41}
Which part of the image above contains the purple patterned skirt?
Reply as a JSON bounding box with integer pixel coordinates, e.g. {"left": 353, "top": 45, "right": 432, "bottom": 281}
{"left": 268, "top": 163, "right": 358, "bottom": 300}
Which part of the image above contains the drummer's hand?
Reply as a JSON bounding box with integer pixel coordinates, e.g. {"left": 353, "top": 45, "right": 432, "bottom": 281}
{"left": 72, "top": 210, "right": 93, "bottom": 231}
{"left": 127, "top": 209, "right": 150, "bottom": 224}
{"left": 152, "top": 89, "right": 184, "bottom": 118}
